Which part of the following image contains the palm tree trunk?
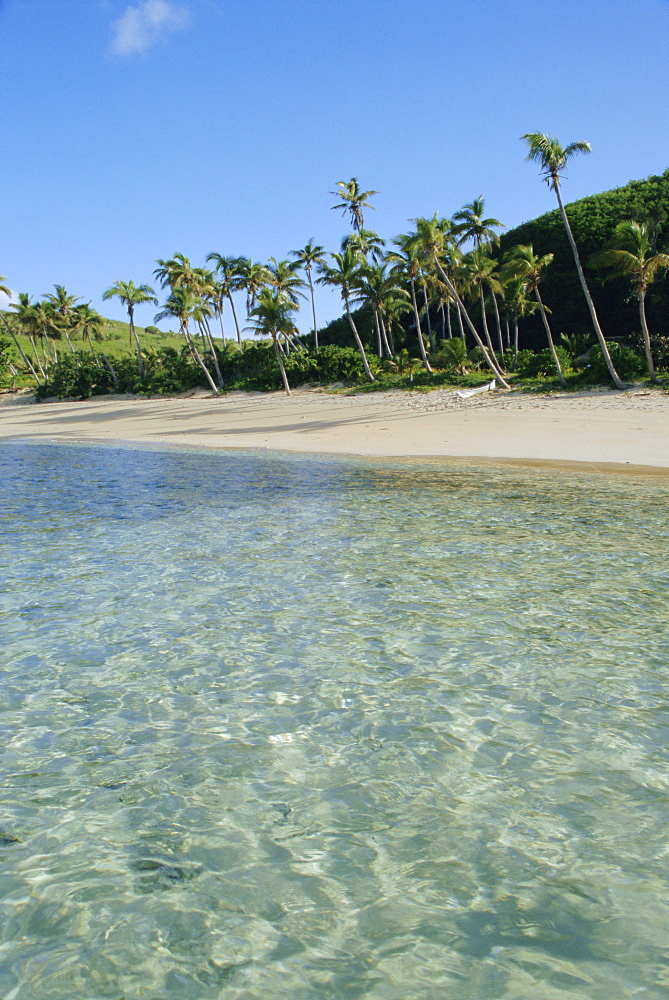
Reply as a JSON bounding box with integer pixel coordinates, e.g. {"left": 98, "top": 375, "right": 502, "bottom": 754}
{"left": 29, "top": 336, "right": 46, "bottom": 379}
{"left": 202, "top": 319, "right": 224, "bottom": 389}
{"left": 273, "top": 335, "right": 292, "bottom": 395}
{"left": 307, "top": 269, "right": 319, "bottom": 349}
{"left": 491, "top": 293, "right": 504, "bottom": 354}
{"left": 410, "top": 279, "right": 432, "bottom": 373}
{"left": 128, "top": 306, "right": 145, "bottom": 378}
{"left": 535, "top": 288, "right": 566, "bottom": 386}
{"left": 478, "top": 281, "right": 495, "bottom": 354}
{"left": 227, "top": 293, "right": 243, "bottom": 349}
{"left": 379, "top": 313, "right": 392, "bottom": 358}
{"left": 513, "top": 319, "right": 519, "bottom": 366}
{"left": 344, "top": 297, "right": 375, "bottom": 382}
{"left": 434, "top": 261, "right": 510, "bottom": 388}
{"left": 101, "top": 352, "right": 119, "bottom": 387}
{"left": 183, "top": 323, "right": 220, "bottom": 394}
{"left": 638, "top": 287, "right": 658, "bottom": 382}
{"left": 554, "top": 183, "right": 624, "bottom": 389}
{"left": 504, "top": 315, "right": 510, "bottom": 351}
{"left": 0, "top": 316, "right": 42, "bottom": 384}
{"left": 422, "top": 283, "right": 434, "bottom": 349}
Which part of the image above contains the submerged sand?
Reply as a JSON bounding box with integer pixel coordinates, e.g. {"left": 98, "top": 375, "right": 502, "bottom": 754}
{"left": 1, "top": 386, "right": 668, "bottom": 473}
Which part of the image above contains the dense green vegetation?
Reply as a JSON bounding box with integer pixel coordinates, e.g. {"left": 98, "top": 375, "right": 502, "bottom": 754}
{"left": 2, "top": 135, "right": 668, "bottom": 399}
{"left": 499, "top": 168, "right": 669, "bottom": 346}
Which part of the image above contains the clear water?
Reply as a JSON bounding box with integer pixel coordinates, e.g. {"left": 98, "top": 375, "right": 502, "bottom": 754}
{"left": 1, "top": 441, "right": 668, "bottom": 1000}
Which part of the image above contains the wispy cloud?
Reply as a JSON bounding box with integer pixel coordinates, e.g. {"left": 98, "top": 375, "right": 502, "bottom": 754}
{"left": 111, "top": 0, "right": 190, "bottom": 56}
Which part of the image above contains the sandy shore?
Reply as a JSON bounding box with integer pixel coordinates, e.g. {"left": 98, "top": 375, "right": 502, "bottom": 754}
{"left": 1, "top": 386, "right": 669, "bottom": 473}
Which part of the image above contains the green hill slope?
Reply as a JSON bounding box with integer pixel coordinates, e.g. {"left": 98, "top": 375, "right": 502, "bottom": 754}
{"left": 499, "top": 169, "right": 669, "bottom": 346}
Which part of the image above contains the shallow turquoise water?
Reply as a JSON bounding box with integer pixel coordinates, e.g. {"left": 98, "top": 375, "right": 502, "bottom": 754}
{"left": 1, "top": 441, "right": 668, "bottom": 1000}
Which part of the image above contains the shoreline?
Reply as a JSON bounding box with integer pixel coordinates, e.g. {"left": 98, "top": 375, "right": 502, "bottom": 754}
{"left": 1, "top": 387, "right": 669, "bottom": 475}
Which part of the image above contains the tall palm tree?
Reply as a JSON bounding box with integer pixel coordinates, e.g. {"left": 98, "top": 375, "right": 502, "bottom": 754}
{"left": 355, "top": 264, "right": 407, "bottom": 358}
{"left": 522, "top": 132, "right": 625, "bottom": 389}
{"left": 155, "top": 287, "right": 220, "bottom": 394}
{"left": 249, "top": 288, "right": 297, "bottom": 396}
{"left": 103, "top": 280, "right": 157, "bottom": 377}
{"left": 236, "top": 259, "right": 273, "bottom": 338}
{"left": 501, "top": 277, "right": 537, "bottom": 363}
{"left": 461, "top": 247, "right": 503, "bottom": 354}
{"left": 289, "top": 240, "right": 326, "bottom": 348}
{"left": 386, "top": 235, "right": 433, "bottom": 372}
{"left": 502, "top": 245, "right": 566, "bottom": 386}
{"left": 206, "top": 254, "right": 246, "bottom": 347}
{"left": 341, "top": 228, "right": 386, "bottom": 265}
{"left": 411, "top": 215, "right": 511, "bottom": 387}
{"left": 4, "top": 293, "right": 44, "bottom": 382}
{"left": 592, "top": 220, "right": 669, "bottom": 382}
{"left": 317, "top": 249, "right": 375, "bottom": 381}
{"left": 330, "top": 178, "right": 377, "bottom": 232}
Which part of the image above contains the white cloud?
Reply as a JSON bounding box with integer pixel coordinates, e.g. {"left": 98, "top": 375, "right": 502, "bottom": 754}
{"left": 111, "top": 0, "right": 189, "bottom": 56}
{"left": 0, "top": 288, "right": 17, "bottom": 310}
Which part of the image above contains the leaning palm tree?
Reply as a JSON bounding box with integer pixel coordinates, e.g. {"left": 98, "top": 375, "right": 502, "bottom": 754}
{"left": 385, "top": 235, "right": 433, "bottom": 372}
{"left": 330, "top": 178, "right": 377, "bottom": 232}
{"left": 206, "top": 254, "right": 246, "bottom": 347}
{"left": 103, "top": 280, "right": 157, "bottom": 377}
{"left": 591, "top": 220, "right": 669, "bottom": 383}
{"left": 502, "top": 245, "right": 566, "bottom": 386}
{"left": 522, "top": 132, "right": 624, "bottom": 389}
{"left": 289, "top": 240, "right": 326, "bottom": 348}
{"left": 249, "top": 288, "right": 298, "bottom": 396}
{"left": 154, "top": 287, "right": 220, "bottom": 394}
{"left": 70, "top": 303, "right": 105, "bottom": 359}
{"left": 411, "top": 215, "right": 511, "bottom": 387}
{"left": 317, "top": 249, "right": 375, "bottom": 382}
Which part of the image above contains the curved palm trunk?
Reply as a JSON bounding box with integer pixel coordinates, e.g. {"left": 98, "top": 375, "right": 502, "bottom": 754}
{"left": 535, "top": 288, "right": 566, "bottom": 386}
{"left": 421, "top": 283, "right": 434, "bottom": 349}
{"left": 273, "top": 334, "right": 291, "bottom": 396}
{"left": 127, "top": 306, "right": 145, "bottom": 378}
{"left": 378, "top": 312, "right": 392, "bottom": 358}
{"left": 182, "top": 322, "right": 220, "bottom": 394}
{"left": 101, "top": 352, "right": 119, "bottom": 387}
{"left": 410, "top": 278, "right": 432, "bottom": 373}
{"left": 29, "top": 336, "right": 46, "bottom": 379}
{"left": 227, "top": 293, "right": 243, "bottom": 349}
{"left": 201, "top": 317, "right": 224, "bottom": 388}
{"left": 344, "top": 295, "right": 375, "bottom": 382}
{"left": 307, "top": 269, "right": 319, "bottom": 349}
{"left": 434, "top": 261, "right": 510, "bottom": 388}
{"left": 553, "top": 183, "right": 624, "bottom": 389}
{"left": 0, "top": 316, "right": 42, "bottom": 384}
{"left": 491, "top": 293, "right": 504, "bottom": 354}
{"left": 638, "top": 287, "right": 658, "bottom": 382}
{"left": 478, "top": 281, "right": 495, "bottom": 354}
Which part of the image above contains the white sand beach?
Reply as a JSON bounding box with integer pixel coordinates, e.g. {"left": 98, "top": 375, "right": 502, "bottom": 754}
{"left": 1, "top": 386, "right": 669, "bottom": 473}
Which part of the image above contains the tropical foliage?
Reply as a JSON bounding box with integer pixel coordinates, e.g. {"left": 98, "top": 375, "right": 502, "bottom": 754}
{"left": 4, "top": 143, "right": 669, "bottom": 398}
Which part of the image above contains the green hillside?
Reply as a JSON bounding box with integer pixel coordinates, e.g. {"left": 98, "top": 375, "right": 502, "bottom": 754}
{"left": 499, "top": 169, "right": 669, "bottom": 346}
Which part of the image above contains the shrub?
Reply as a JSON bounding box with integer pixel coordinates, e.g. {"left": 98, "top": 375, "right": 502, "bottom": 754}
{"left": 515, "top": 346, "right": 572, "bottom": 378}
{"left": 587, "top": 342, "right": 645, "bottom": 381}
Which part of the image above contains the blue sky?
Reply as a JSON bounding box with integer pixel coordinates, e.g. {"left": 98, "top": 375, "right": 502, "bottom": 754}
{"left": 1, "top": 0, "right": 668, "bottom": 333}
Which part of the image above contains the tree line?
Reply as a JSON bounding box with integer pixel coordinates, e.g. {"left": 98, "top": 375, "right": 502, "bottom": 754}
{"left": 2, "top": 133, "right": 668, "bottom": 397}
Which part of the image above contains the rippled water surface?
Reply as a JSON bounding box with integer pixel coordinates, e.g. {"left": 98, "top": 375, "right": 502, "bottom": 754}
{"left": 1, "top": 441, "right": 668, "bottom": 1000}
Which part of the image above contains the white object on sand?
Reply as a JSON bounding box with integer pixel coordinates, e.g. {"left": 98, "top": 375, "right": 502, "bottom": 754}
{"left": 455, "top": 379, "right": 496, "bottom": 399}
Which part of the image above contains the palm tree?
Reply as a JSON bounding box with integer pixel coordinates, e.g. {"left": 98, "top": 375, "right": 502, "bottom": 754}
{"left": 103, "top": 280, "right": 157, "bottom": 377}
{"left": 289, "top": 240, "right": 326, "bottom": 348}
{"left": 236, "top": 259, "right": 273, "bottom": 337}
{"left": 317, "top": 249, "right": 375, "bottom": 381}
{"left": 592, "top": 220, "right": 669, "bottom": 382}
{"left": 502, "top": 245, "right": 566, "bottom": 386}
{"left": 522, "top": 132, "right": 624, "bottom": 389}
{"left": 502, "top": 277, "right": 537, "bottom": 364}
{"left": 461, "top": 247, "right": 504, "bottom": 355}
{"left": 386, "top": 235, "right": 433, "bottom": 372}
{"left": 249, "top": 288, "right": 297, "bottom": 396}
{"left": 71, "top": 303, "right": 105, "bottom": 359}
{"left": 3, "top": 293, "right": 43, "bottom": 383}
{"left": 330, "top": 178, "right": 377, "bottom": 232}
{"left": 155, "top": 287, "right": 220, "bottom": 394}
{"left": 206, "top": 254, "right": 246, "bottom": 347}
{"left": 355, "top": 264, "right": 408, "bottom": 359}
{"left": 410, "top": 215, "right": 511, "bottom": 387}
{"left": 453, "top": 197, "right": 504, "bottom": 250}
{"left": 341, "top": 228, "right": 386, "bottom": 265}
{"left": 44, "top": 285, "right": 80, "bottom": 353}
